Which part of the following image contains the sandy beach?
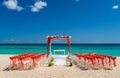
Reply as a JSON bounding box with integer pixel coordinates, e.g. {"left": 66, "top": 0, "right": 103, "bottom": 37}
{"left": 0, "top": 54, "right": 120, "bottom": 78}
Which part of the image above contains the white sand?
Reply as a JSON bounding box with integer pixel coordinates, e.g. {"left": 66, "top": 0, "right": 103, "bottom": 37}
{"left": 0, "top": 54, "right": 120, "bottom": 78}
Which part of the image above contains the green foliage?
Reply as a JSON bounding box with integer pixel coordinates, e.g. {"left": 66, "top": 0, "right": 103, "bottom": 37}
{"left": 50, "top": 58, "right": 54, "bottom": 62}
{"left": 66, "top": 56, "right": 72, "bottom": 66}
{"left": 69, "top": 60, "right": 72, "bottom": 66}
{"left": 49, "top": 62, "right": 53, "bottom": 67}
{"left": 48, "top": 58, "right": 54, "bottom": 67}
{"left": 67, "top": 56, "right": 69, "bottom": 59}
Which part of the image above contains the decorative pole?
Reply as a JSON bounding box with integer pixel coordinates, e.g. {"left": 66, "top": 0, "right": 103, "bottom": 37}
{"left": 67, "top": 36, "right": 71, "bottom": 57}
{"left": 47, "top": 36, "right": 51, "bottom": 57}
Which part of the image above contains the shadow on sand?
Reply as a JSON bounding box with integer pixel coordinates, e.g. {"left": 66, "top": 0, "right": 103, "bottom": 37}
{"left": 3, "top": 65, "right": 35, "bottom": 71}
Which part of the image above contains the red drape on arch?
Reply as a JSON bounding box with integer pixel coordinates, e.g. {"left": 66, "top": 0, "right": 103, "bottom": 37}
{"left": 67, "top": 37, "right": 70, "bottom": 45}
{"left": 47, "top": 37, "right": 51, "bottom": 46}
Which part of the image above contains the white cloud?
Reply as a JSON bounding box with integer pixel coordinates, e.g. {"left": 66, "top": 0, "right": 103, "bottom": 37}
{"left": 112, "top": 5, "right": 119, "bottom": 9}
{"left": 3, "top": 0, "right": 24, "bottom": 11}
{"left": 75, "top": 0, "right": 80, "bottom": 2}
{"left": 31, "top": 1, "right": 47, "bottom": 12}
{"left": 3, "top": 38, "right": 20, "bottom": 43}
{"left": 10, "top": 39, "right": 15, "bottom": 42}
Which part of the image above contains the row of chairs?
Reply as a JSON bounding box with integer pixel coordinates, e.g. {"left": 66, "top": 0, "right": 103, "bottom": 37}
{"left": 74, "top": 52, "right": 117, "bottom": 69}
{"left": 9, "top": 52, "right": 46, "bottom": 70}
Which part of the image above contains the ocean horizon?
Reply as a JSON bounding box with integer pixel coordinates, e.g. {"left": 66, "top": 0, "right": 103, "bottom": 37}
{"left": 0, "top": 44, "right": 120, "bottom": 56}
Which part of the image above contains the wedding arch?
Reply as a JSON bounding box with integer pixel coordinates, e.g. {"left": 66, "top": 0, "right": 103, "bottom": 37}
{"left": 47, "top": 36, "right": 71, "bottom": 57}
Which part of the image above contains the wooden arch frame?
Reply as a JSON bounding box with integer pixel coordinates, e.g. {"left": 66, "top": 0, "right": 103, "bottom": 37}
{"left": 47, "top": 36, "right": 71, "bottom": 57}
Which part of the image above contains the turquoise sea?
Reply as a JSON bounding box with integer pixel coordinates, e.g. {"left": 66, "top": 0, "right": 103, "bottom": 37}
{"left": 0, "top": 44, "right": 120, "bottom": 56}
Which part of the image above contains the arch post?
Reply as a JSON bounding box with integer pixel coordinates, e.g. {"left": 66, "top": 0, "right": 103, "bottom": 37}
{"left": 47, "top": 36, "right": 51, "bottom": 57}
{"left": 67, "top": 36, "right": 71, "bottom": 57}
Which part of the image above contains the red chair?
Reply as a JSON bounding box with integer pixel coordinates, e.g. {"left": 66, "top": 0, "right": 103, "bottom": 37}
{"left": 9, "top": 52, "right": 30, "bottom": 70}
{"left": 74, "top": 52, "right": 117, "bottom": 69}
{"left": 111, "top": 57, "right": 117, "bottom": 67}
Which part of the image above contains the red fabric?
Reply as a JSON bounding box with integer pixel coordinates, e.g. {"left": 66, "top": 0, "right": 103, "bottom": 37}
{"left": 48, "top": 37, "right": 51, "bottom": 46}
{"left": 67, "top": 37, "right": 70, "bottom": 46}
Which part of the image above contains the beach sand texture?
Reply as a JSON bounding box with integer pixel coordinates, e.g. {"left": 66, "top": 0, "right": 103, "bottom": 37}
{"left": 0, "top": 54, "right": 120, "bottom": 78}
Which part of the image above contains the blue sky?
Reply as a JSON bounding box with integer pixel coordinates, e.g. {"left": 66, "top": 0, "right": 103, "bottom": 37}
{"left": 0, "top": 0, "right": 120, "bottom": 43}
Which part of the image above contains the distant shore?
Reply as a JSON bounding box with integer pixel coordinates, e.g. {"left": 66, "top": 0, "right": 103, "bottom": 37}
{"left": 0, "top": 54, "right": 120, "bottom": 78}
{"left": 1, "top": 43, "right": 120, "bottom": 45}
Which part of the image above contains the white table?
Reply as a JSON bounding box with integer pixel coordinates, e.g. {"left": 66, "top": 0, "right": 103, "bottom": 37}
{"left": 54, "top": 50, "right": 65, "bottom": 55}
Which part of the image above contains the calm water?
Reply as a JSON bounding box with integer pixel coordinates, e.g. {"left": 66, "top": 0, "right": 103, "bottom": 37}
{"left": 0, "top": 44, "right": 120, "bottom": 56}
